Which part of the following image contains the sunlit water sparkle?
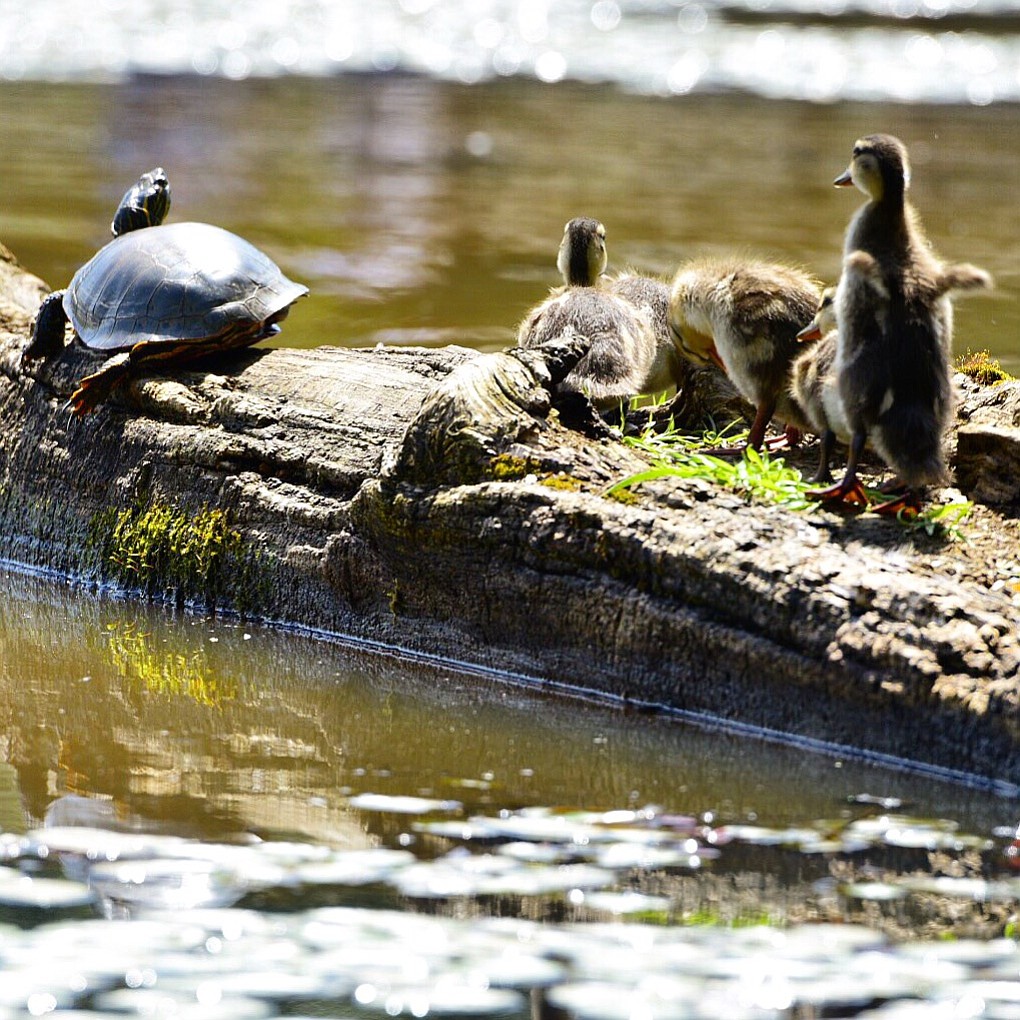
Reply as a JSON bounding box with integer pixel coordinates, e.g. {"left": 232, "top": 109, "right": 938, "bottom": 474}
{"left": 4, "top": 0, "right": 1020, "bottom": 105}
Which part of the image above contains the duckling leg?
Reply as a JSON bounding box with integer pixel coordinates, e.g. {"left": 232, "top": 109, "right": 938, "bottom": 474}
{"left": 701, "top": 400, "right": 776, "bottom": 457}
{"left": 807, "top": 431, "right": 869, "bottom": 507}
{"left": 746, "top": 400, "right": 776, "bottom": 451}
{"left": 808, "top": 430, "right": 837, "bottom": 485}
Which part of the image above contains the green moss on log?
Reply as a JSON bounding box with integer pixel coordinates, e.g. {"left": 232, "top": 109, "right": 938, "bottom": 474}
{"left": 487, "top": 453, "right": 546, "bottom": 481}
{"left": 87, "top": 502, "right": 267, "bottom": 613}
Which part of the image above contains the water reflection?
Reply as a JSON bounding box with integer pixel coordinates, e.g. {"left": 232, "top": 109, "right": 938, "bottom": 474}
{"left": 0, "top": 569, "right": 1011, "bottom": 850}
{"left": 2, "top": 76, "right": 1016, "bottom": 373}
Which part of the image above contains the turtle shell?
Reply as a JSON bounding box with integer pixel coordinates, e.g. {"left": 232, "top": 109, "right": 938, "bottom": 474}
{"left": 64, "top": 221, "right": 308, "bottom": 351}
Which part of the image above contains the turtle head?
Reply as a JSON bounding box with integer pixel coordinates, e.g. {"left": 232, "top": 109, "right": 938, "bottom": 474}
{"left": 111, "top": 167, "right": 171, "bottom": 237}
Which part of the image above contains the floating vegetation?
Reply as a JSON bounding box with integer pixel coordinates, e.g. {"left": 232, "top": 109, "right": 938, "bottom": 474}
{"left": 0, "top": 873, "right": 94, "bottom": 910}
{"left": 347, "top": 793, "right": 463, "bottom": 815}
{"left": 582, "top": 890, "right": 673, "bottom": 917}
{"left": 0, "top": 804, "right": 1017, "bottom": 1017}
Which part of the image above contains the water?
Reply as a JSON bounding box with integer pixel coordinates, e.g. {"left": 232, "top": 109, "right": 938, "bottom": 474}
{"left": 2, "top": 571, "right": 1007, "bottom": 841}
{"left": 2, "top": 75, "right": 1018, "bottom": 373}
{"left": 1, "top": 567, "right": 1019, "bottom": 1017}
{"left": 4, "top": 0, "right": 1020, "bottom": 105}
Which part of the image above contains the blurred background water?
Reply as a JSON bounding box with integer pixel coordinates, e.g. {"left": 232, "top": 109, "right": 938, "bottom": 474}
{"left": 4, "top": 0, "right": 1020, "bottom": 103}
{"left": 1, "top": 0, "right": 1017, "bottom": 370}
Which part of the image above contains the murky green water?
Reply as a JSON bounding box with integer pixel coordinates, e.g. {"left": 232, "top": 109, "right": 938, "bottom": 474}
{"left": 1, "top": 76, "right": 1018, "bottom": 371}
{"left": 0, "top": 567, "right": 1019, "bottom": 1016}
{"left": 2, "top": 569, "right": 1011, "bottom": 843}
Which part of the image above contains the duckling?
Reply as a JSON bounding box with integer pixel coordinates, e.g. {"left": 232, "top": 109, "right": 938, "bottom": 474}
{"left": 668, "top": 256, "right": 821, "bottom": 450}
{"left": 794, "top": 256, "right": 993, "bottom": 491}
{"left": 789, "top": 288, "right": 845, "bottom": 484}
{"left": 609, "top": 271, "right": 686, "bottom": 398}
{"left": 517, "top": 218, "right": 678, "bottom": 412}
{"left": 813, "top": 134, "right": 993, "bottom": 513}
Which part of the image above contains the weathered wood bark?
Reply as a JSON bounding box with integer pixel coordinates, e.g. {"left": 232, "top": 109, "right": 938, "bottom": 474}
{"left": 1, "top": 244, "right": 1018, "bottom": 788}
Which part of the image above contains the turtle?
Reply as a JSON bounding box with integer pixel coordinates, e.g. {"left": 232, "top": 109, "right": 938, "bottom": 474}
{"left": 24, "top": 167, "right": 309, "bottom": 414}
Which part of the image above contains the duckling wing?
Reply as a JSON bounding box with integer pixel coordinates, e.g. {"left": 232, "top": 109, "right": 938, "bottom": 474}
{"left": 609, "top": 274, "right": 670, "bottom": 339}
{"left": 837, "top": 281, "right": 954, "bottom": 488}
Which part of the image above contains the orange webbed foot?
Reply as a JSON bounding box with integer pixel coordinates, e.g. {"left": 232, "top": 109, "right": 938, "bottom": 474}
{"left": 807, "top": 477, "right": 870, "bottom": 508}
{"left": 871, "top": 491, "right": 922, "bottom": 518}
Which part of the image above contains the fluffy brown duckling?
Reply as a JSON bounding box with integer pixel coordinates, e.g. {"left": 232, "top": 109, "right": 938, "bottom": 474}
{"left": 668, "top": 256, "right": 821, "bottom": 450}
{"left": 609, "top": 271, "right": 685, "bottom": 398}
{"left": 812, "top": 134, "right": 993, "bottom": 514}
{"left": 517, "top": 218, "right": 679, "bottom": 411}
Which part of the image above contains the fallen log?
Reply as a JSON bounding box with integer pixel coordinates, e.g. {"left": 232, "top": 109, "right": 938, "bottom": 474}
{"left": 1, "top": 244, "right": 1018, "bottom": 788}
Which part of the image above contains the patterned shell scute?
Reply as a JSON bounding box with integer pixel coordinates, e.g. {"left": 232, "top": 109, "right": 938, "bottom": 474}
{"left": 63, "top": 222, "right": 308, "bottom": 350}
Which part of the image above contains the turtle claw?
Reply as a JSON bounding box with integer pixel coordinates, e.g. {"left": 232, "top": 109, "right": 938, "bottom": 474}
{"left": 67, "top": 389, "right": 96, "bottom": 416}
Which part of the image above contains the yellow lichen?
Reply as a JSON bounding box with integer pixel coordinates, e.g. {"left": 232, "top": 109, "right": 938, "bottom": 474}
{"left": 487, "top": 453, "right": 545, "bottom": 481}
{"left": 539, "top": 473, "right": 584, "bottom": 492}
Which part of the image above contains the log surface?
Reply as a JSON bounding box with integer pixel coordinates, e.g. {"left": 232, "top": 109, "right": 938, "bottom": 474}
{"left": 1, "top": 245, "right": 1018, "bottom": 788}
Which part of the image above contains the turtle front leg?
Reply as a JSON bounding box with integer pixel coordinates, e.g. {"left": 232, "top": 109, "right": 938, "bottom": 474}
{"left": 23, "top": 291, "right": 69, "bottom": 364}
{"left": 67, "top": 352, "right": 133, "bottom": 415}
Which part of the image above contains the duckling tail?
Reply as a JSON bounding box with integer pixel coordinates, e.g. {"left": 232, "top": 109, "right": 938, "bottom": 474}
{"left": 873, "top": 403, "right": 950, "bottom": 489}
{"left": 937, "top": 262, "right": 993, "bottom": 295}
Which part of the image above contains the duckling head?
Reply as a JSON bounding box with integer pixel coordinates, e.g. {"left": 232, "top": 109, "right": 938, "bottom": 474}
{"left": 556, "top": 217, "right": 608, "bottom": 287}
{"left": 834, "top": 134, "right": 910, "bottom": 203}
{"left": 796, "top": 286, "right": 836, "bottom": 342}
